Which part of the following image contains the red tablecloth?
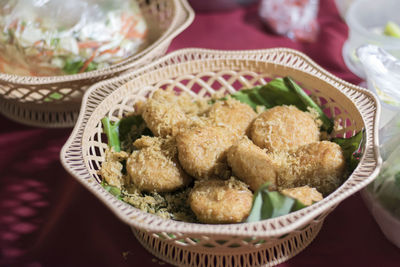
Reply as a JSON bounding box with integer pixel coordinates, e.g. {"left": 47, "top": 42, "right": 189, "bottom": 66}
{"left": 1, "top": 1, "right": 399, "bottom": 266}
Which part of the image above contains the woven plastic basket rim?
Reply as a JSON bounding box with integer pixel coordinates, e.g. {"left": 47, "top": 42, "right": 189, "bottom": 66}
{"left": 0, "top": 0, "right": 194, "bottom": 85}
{"left": 61, "top": 47, "right": 382, "bottom": 237}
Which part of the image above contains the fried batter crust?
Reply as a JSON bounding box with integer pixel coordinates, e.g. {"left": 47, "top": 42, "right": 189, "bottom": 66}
{"left": 227, "top": 137, "right": 278, "bottom": 191}
{"left": 126, "top": 136, "right": 191, "bottom": 192}
{"left": 189, "top": 177, "right": 253, "bottom": 224}
{"left": 250, "top": 105, "right": 320, "bottom": 152}
{"left": 279, "top": 141, "right": 346, "bottom": 196}
{"left": 228, "top": 138, "right": 345, "bottom": 196}
{"left": 207, "top": 98, "right": 257, "bottom": 135}
{"left": 176, "top": 126, "right": 239, "bottom": 180}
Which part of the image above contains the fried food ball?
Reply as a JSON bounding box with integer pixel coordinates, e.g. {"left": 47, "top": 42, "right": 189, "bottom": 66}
{"left": 126, "top": 136, "right": 191, "bottom": 192}
{"left": 250, "top": 105, "right": 320, "bottom": 152}
{"left": 278, "top": 141, "right": 346, "bottom": 196}
{"left": 228, "top": 138, "right": 345, "bottom": 196}
{"left": 141, "top": 90, "right": 190, "bottom": 137}
{"left": 150, "top": 88, "right": 211, "bottom": 115}
{"left": 227, "top": 137, "right": 278, "bottom": 191}
{"left": 139, "top": 89, "right": 212, "bottom": 137}
{"left": 207, "top": 98, "right": 257, "bottom": 134}
{"left": 189, "top": 177, "right": 253, "bottom": 224}
{"left": 280, "top": 186, "right": 323, "bottom": 206}
{"left": 174, "top": 91, "right": 211, "bottom": 116}
{"left": 100, "top": 148, "right": 129, "bottom": 188}
{"left": 176, "top": 126, "right": 239, "bottom": 180}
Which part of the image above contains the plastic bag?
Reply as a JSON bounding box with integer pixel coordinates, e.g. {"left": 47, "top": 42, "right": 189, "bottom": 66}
{"left": 259, "top": 0, "right": 319, "bottom": 42}
{"left": 379, "top": 114, "right": 400, "bottom": 160}
{"left": 357, "top": 45, "right": 400, "bottom": 110}
{"left": 368, "top": 114, "right": 400, "bottom": 219}
{"left": 357, "top": 45, "right": 400, "bottom": 247}
{"left": 364, "top": 113, "right": 400, "bottom": 248}
{"left": 0, "top": 0, "right": 147, "bottom": 76}
{"left": 334, "top": 0, "right": 355, "bottom": 19}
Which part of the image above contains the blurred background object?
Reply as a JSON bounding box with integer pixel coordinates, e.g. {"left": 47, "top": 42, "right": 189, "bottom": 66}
{"left": 259, "top": 0, "right": 319, "bottom": 42}
{"left": 343, "top": 0, "right": 400, "bottom": 79}
{"left": 0, "top": 0, "right": 148, "bottom": 76}
{"left": 363, "top": 113, "right": 400, "bottom": 249}
{"left": 345, "top": 0, "right": 400, "bottom": 250}
{"left": 357, "top": 45, "right": 400, "bottom": 127}
{"left": 334, "top": 0, "right": 355, "bottom": 19}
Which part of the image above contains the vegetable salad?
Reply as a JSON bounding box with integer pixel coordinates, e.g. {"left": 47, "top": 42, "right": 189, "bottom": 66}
{"left": 0, "top": 0, "right": 147, "bottom": 76}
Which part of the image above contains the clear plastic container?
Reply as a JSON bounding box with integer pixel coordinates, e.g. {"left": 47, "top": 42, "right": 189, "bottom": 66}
{"left": 343, "top": 0, "right": 400, "bottom": 79}
{"left": 357, "top": 45, "right": 400, "bottom": 127}
{"left": 334, "top": 0, "right": 355, "bottom": 19}
{"left": 362, "top": 189, "right": 400, "bottom": 249}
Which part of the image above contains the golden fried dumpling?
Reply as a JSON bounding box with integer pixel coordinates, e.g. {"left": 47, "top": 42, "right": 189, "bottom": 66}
{"left": 126, "top": 136, "right": 191, "bottom": 192}
{"left": 207, "top": 98, "right": 257, "bottom": 135}
{"left": 250, "top": 105, "right": 320, "bottom": 152}
{"left": 280, "top": 141, "right": 346, "bottom": 196}
{"left": 189, "top": 177, "right": 253, "bottom": 224}
{"left": 227, "top": 137, "right": 278, "bottom": 191}
{"left": 176, "top": 126, "right": 239, "bottom": 180}
{"left": 141, "top": 90, "right": 190, "bottom": 137}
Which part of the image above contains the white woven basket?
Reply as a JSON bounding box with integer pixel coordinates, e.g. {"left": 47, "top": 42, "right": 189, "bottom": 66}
{"left": 60, "top": 48, "right": 382, "bottom": 267}
{"left": 0, "top": 0, "right": 194, "bottom": 127}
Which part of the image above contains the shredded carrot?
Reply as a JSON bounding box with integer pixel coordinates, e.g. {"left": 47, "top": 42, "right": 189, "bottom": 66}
{"left": 79, "top": 49, "right": 98, "bottom": 73}
{"left": 78, "top": 41, "right": 102, "bottom": 49}
{"left": 38, "top": 50, "right": 54, "bottom": 57}
{"left": 121, "top": 13, "right": 128, "bottom": 23}
{"left": 8, "top": 19, "right": 18, "bottom": 29}
{"left": 98, "top": 47, "right": 120, "bottom": 56}
{"left": 126, "top": 28, "right": 146, "bottom": 39}
{"left": 33, "top": 40, "right": 44, "bottom": 47}
{"left": 120, "top": 24, "right": 130, "bottom": 35}
{"left": 120, "top": 15, "right": 137, "bottom": 35}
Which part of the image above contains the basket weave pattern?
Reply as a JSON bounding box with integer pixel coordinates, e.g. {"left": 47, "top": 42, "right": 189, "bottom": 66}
{"left": 0, "top": 0, "right": 194, "bottom": 127}
{"left": 61, "top": 48, "right": 381, "bottom": 266}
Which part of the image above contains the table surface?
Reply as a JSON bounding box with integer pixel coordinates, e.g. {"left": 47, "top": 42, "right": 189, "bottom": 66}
{"left": 1, "top": 0, "right": 399, "bottom": 266}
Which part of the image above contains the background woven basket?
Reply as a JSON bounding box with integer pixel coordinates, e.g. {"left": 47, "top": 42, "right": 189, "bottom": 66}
{"left": 0, "top": 0, "right": 194, "bottom": 128}
{"left": 61, "top": 48, "right": 382, "bottom": 267}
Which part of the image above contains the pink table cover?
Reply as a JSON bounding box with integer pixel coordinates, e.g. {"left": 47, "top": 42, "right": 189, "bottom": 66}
{"left": 1, "top": 0, "right": 399, "bottom": 266}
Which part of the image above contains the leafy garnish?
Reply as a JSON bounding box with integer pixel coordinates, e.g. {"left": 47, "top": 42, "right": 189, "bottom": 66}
{"left": 230, "top": 79, "right": 307, "bottom": 110}
{"left": 230, "top": 77, "right": 334, "bottom": 133}
{"left": 101, "top": 180, "right": 123, "bottom": 200}
{"left": 229, "top": 85, "right": 267, "bottom": 109}
{"left": 283, "top": 77, "right": 333, "bottom": 133}
{"left": 101, "top": 115, "right": 151, "bottom": 152}
{"left": 86, "top": 61, "right": 99, "bottom": 72}
{"left": 62, "top": 59, "right": 98, "bottom": 74}
{"left": 101, "top": 117, "right": 121, "bottom": 152}
{"left": 63, "top": 59, "right": 84, "bottom": 74}
{"left": 44, "top": 92, "right": 63, "bottom": 102}
{"left": 332, "top": 130, "right": 364, "bottom": 172}
{"left": 118, "top": 115, "right": 143, "bottom": 142}
{"left": 246, "top": 183, "right": 307, "bottom": 222}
